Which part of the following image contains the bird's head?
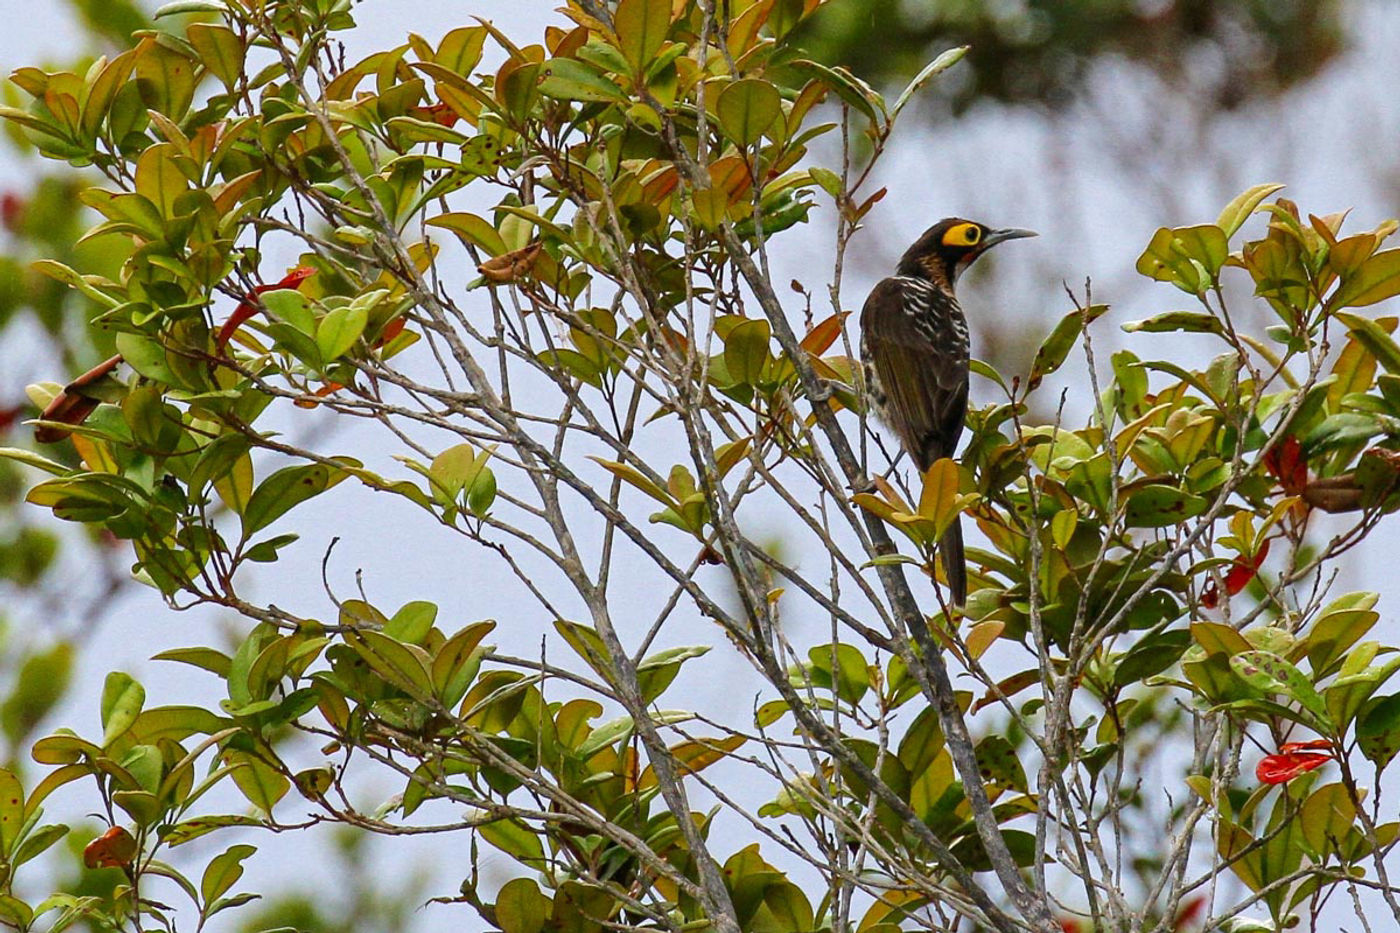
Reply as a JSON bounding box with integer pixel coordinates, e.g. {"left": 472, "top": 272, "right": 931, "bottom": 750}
{"left": 896, "top": 218, "right": 1037, "bottom": 288}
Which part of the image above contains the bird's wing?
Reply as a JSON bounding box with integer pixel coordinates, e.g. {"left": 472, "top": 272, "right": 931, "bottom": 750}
{"left": 860, "top": 277, "right": 969, "bottom": 472}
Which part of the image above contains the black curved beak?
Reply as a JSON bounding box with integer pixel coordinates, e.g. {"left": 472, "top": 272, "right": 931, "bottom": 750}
{"left": 981, "top": 227, "right": 1037, "bottom": 249}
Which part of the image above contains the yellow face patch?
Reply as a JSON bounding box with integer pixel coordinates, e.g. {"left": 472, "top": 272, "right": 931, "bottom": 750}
{"left": 941, "top": 222, "right": 982, "bottom": 247}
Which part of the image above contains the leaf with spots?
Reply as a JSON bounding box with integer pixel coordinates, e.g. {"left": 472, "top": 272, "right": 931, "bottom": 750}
{"left": 1357, "top": 693, "right": 1400, "bottom": 771}
{"left": 240, "top": 464, "right": 333, "bottom": 538}
{"left": 974, "top": 734, "right": 1027, "bottom": 795}
{"left": 0, "top": 769, "right": 24, "bottom": 852}
{"left": 1230, "top": 650, "right": 1330, "bottom": 726}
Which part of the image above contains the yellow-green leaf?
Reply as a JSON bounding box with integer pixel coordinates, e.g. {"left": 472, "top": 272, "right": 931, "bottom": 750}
{"left": 916, "top": 459, "right": 959, "bottom": 538}
{"left": 716, "top": 78, "right": 781, "bottom": 147}
{"left": 1216, "top": 182, "right": 1285, "bottom": 238}
{"left": 187, "top": 23, "right": 245, "bottom": 91}
{"left": 100, "top": 671, "right": 146, "bottom": 747}
{"left": 316, "top": 304, "right": 368, "bottom": 362}
{"left": 1334, "top": 311, "right": 1400, "bottom": 374}
{"left": 1330, "top": 250, "right": 1400, "bottom": 309}
{"left": 723, "top": 317, "right": 771, "bottom": 385}
{"left": 614, "top": 0, "right": 671, "bottom": 72}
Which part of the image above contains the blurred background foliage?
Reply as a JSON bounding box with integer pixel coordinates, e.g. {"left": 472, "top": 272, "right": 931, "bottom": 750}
{"left": 794, "top": 0, "right": 1344, "bottom": 113}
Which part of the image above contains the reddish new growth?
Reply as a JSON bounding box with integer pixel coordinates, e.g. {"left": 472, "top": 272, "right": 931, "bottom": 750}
{"left": 1264, "top": 435, "right": 1308, "bottom": 496}
{"left": 1256, "top": 739, "right": 1335, "bottom": 784}
{"left": 1201, "top": 538, "right": 1271, "bottom": 609}
{"left": 411, "top": 101, "right": 461, "bottom": 127}
{"left": 214, "top": 266, "right": 317, "bottom": 352}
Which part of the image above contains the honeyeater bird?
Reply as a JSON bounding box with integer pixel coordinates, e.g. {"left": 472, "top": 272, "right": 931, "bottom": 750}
{"left": 859, "top": 218, "right": 1035, "bottom": 606}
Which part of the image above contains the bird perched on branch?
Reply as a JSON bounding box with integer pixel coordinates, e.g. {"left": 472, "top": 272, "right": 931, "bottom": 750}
{"left": 860, "top": 218, "right": 1035, "bottom": 606}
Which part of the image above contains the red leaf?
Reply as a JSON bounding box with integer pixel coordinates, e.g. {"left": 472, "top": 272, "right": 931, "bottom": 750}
{"left": 83, "top": 825, "right": 137, "bottom": 869}
{"left": 1, "top": 191, "right": 24, "bottom": 231}
{"left": 1172, "top": 895, "right": 1205, "bottom": 931}
{"left": 1264, "top": 435, "right": 1307, "bottom": 495}
{"left": 1256, "top": 750, "right": 1333, "bottom": 784}
{"left": 1279, "top": 738, "right": 1332, "bottom": 754}
{"left": 293, "top": 382, "right": 344, "bottom": 409}
{"left": 35, "top": 353, "right": 125, "bottom": 443}
{"left": 1224, "top": 538, "right": 1271, "bottom": 597}
{"left": 1203, "top": 537, "right": 1272, "bottom": 608}
{"left": 374, "top": 316, "right": 406, "bottom": 348}
{"left": 412, "top": 101, "right": 460, "bottom": 127}
{"left": 215, "top": 266, "right": 317, "bottom": 351}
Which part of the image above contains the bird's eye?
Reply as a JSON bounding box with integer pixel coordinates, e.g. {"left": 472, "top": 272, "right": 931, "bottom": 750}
{"left": 941, "top": 223, "right": 981, "bottom": 247}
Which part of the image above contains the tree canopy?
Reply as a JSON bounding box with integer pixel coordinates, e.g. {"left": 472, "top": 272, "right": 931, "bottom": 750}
{"left": 0, "top": 1, "right": 1399, "bottom": 932}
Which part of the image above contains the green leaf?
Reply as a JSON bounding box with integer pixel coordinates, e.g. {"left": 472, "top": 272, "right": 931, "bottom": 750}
{"left": 1122, "top": 484, "right": 1208, "bottom": 527}
{"left": 1217, "top": 183, "right": 1285, "bottom": 238}
{"left": 1329, "top": 250, "right": 1400, "bottom": 309}
{"left": 222, "top": 750, "right": 289, "bottom": 815}
{"left": 114, "top": 331, "right": 177, "bottom": 384}
{"left": 316, "top": 304, "right": 368, "bottom": 362}
{"left": 241, "top": 464, "right": 331, "bottom": 537}
{"left": 537, "top": 58, "right": 625, "bottom": 102}
{"left": 1356, "top": 693, "right": 1400, "bottom": 771}
{"left": 31, "top": 260, "right": 120, "bottom": 307}
{"left": 432, "top": 621, "right": 495, "bottom": 707}
{"left": 0, "top": 770, "right": 24, "bottom": 851}
{"left": 162, "top": 814, "right": 262, "bottom": 847}
{"left": 723, "top": 318, "right": 771, "bottom": 385}
{"left": 493, "top": 877, "right": 550, "bottom": 933}
{"left": 0, "top": 447, "right": 70, "bottom": 476}
{"left": 100, "top": 671, "right": 145, "bottom": 747}
{"left": 81, "top": 51, "right": 137, "bottom": 140}
{"left": 1230, "top": 650, "right": 1329, "bottom": 725}
{"left": 1135, "top": 225, "right": 1228, "bottom": 292}
{"left": 1028, "top": 304, "right": 1108, "bottom": 389}
{"left": 890, "top": 46, "right": 967, "bottom": 119}
{"left": 1333, "top": 311, "right": 1400, "bottom": 374}
{"left": 13, "top": 823, "right": 68, "bottom": 868}
{"left": 1326, "top": 656, "right": 1400, "bottom": 730}
{"left": 637, "top": 645, "right": 711, "bottom": 704}
{"left": 1121, "top": 310, "right": 1224, "bottom": 336}
{"left": 154, "top": 0, "right": 228, "bottom": 14}
{"left": 614, "top": 0, "right": 671, "bottom": 72}
{"left": 786, "top": 59, "right": 883, "bottom": 127}
{"left": 187, "top": 24, "right": 245, "bottom": 91}
{"left": 1114, "top": 629, "right": 1192, "bottom": 689}
{"left": 129, "top": 705, "right": 225, "bottom": 744}
{"left": 1299, "top": 781, "right": 1355, "bottom": 857}
{"left": 346, "top": 631, "right": 434, "bottom": 698}
{"left": 201, "top": 844, "right": 256, "bottom": 906}
{"left": 1302, "top": 593, "right": 1379, "bottom": 676}
{"left": 975, "top": 734, "right": 1027, "bottom": 792}
{"left": 386, "top": 601, "right": 438, "bottom": 645}
{"left": 261, "top": 289, "right": 314, "bottom": 335}
{"left": 717, "top": 78, "right": 782, "bottom": 147}
{"left": 134, "top": 143, "right": 185, "bottom": 218}
{"left": 478, "top": 817, "right": 546, "bottom": 868}
{"left": 426, "top": 211, "right": 506, "bottom": 255}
